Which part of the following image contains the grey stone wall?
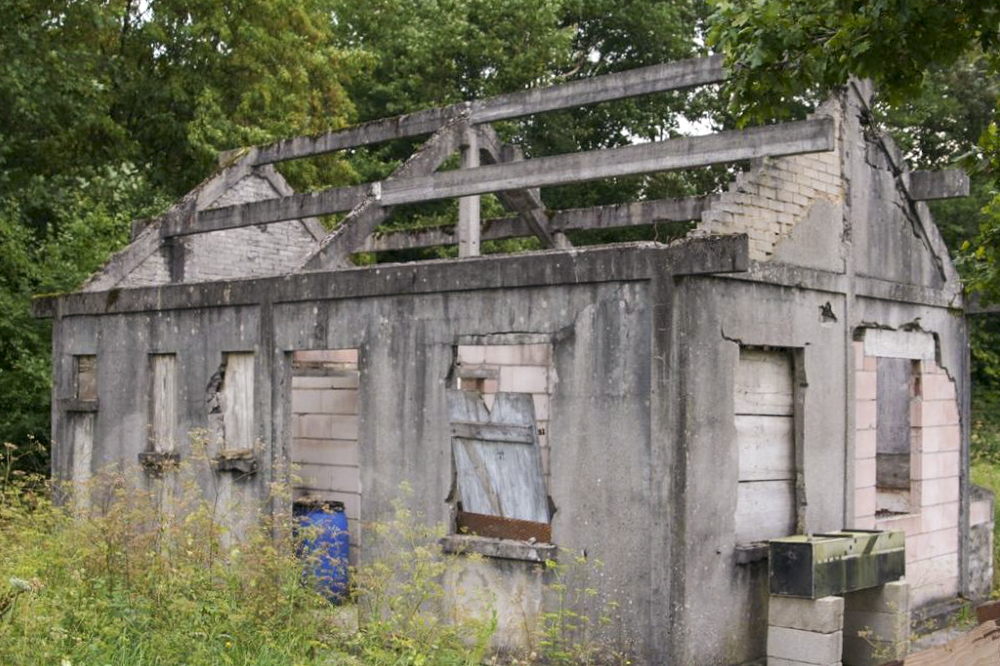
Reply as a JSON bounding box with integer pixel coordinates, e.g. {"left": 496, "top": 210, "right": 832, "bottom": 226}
{"left": 969, "top": 484, "right": 995, "bottom": 602}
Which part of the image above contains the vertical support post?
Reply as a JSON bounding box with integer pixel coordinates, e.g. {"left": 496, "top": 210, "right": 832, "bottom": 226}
{"left": 458, "top": 127, "right": 481, "bottom": 257}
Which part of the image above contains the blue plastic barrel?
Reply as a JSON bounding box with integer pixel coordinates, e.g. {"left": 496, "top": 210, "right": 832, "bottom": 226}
{"left": 294, "top": 500, "right": 350, "bottom": 602}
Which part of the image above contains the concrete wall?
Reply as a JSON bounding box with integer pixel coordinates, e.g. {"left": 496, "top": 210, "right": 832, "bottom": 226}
{"left": 51, "top": 252, "right": 665, "bottom": 659}
{"left": 968, "top": 485, "right": 995, "bottom": 602}
{"left": 454, "top": 343, "right": 554, "bottom": 478}
{"left": 670, "top": 275, "right": 849, "bottom": 664}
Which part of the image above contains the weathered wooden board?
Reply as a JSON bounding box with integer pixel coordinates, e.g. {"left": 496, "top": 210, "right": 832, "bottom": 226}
{"left": 735, "top": 348, "right": 796, "bottom": 542}
{"left": 449, "top": 390, "right": 548, "bottom": 524}
{"left": 735, "top": 348, "right": 794, "bottom": 416}
{"left": 221, "top": 353, "right": 255, "bottom": 450}
{"left": 75, "top": 355, "right": 98, "bottom": 401}
{"left": 894, "top": 620, "right": 1000, "bottom": 665}
{"left": 148, "top": 354, "right": 176, "bottom": 452}
{"left": 735, "top": 480, "right": 797, "bottom": 544}
{"left": 736, "top": 414, "right": 795, "bottom": 482}
{"left": 877, "top": 357, "right": 913, "bottom": 456}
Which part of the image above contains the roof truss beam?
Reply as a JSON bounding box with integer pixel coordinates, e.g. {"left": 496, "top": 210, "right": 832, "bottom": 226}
{"left": 475, "top": 124, "right": 560, "bottom": 248}
{"left": 301, "top": 119, "right": 468, "bottom": 270}
{"left": 164, "top": 118, "right": 835, "bottom": 239}
{"left": 235, "top": 55, "right": 726, "bottom": 166}
{"left": 357, "top": 196, "right": 715, "bottom": 253}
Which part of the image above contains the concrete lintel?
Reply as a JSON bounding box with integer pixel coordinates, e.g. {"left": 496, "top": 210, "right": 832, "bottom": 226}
{"left": 908, "top": 169, "right": 970, "bottom": 201}
{"left": 172, "top": 119, "right": 834, "bottom": 238}
{"left": 440, "top": 534, "right": 557, "bottom": 563}
{"left": 33, "top": 235, "right": 747, "bottom": 319}
{"left": 862, "top": 328, "right": 935, "bottom": 360}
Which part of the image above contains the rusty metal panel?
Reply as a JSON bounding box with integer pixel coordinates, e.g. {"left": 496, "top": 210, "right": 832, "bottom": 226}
{"left": 456, "top": 511, "right": 551, "bottom": 543}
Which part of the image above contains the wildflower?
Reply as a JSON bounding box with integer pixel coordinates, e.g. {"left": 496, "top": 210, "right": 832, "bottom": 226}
{"left": 9, "top": 577, "right": 32, "bottom": 592}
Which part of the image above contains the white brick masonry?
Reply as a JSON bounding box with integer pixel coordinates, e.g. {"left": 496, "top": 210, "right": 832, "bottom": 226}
{"left": 121, "top": 173, "right": 320, "bottom": 287}
{"left": 694, "top": 105, "right": 843, "bottom": 261}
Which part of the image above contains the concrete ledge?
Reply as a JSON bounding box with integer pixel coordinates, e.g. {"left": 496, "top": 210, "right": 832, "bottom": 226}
{"left": 440, "top": 534, "right": 557, "bottom": 563}
{"left": 33, "top": 236, "right": 749, "bottom": 318}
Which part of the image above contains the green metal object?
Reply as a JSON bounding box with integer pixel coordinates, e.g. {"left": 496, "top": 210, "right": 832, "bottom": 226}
{"left": 769, "top": 530, "right": 905, "bottom": 599}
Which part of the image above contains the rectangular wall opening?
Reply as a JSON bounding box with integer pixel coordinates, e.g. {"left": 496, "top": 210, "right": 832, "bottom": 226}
{"left": 147, "top": 354, "right": 177, "bottom": 453}
{"left": 290, "top": 349, "right": 361, "bottom": 563}
{"left": 449, "top": 342, "right": 553, "bottom": 542}
{"left": 875, "top": 358, "right": 917, "bottom": 515}
{"left": 735, "top": 347, "right": 797, "bottom": 544}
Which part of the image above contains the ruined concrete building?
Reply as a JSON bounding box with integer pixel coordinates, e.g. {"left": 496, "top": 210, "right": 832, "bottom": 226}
{"left": 35, "top": 56, "right": 994, "bottom": 664}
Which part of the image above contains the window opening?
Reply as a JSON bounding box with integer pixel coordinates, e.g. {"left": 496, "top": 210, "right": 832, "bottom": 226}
{"left": 290, "top": 349, "right": 361, "bottom": 563}
{"left": 450, "top": 343, "right": 554, "bottom": 542}
{"left": 735, "top": 347, "right": 797, "bottom": 544}
{"left": 147, "top": 354, "right": 177, "bottom": 453}
{"left": 875, "top": 358, "right": 917, "bottom": 515}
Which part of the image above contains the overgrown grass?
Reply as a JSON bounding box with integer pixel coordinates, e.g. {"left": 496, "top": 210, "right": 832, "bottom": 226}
{"left": 0, "top": 467, "right": 493, "bottom": 665}
{"left": 0, "top": 453, "right": 631, "bottom": 666}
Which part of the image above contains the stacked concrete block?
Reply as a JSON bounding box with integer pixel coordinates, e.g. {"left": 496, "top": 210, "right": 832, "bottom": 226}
{"left": 853, "top": 341, "right": 879, "bottom": 530}
{"left": 767, "top": 595, "right": 844, "bottom": 666}
{"left": 842, "top": 581, "right": 909, "bottom": 666}
{"left": 851, "top": 343, "right": 962, "bottom": 609}
{"left": 456, "top": 343, "right": 554, "bottom": 479}
{"left": 695, "top": 107, "right": 843, "bottom": 262}
{"left": 290, "top": 349, "right": 361, "bottom": 562}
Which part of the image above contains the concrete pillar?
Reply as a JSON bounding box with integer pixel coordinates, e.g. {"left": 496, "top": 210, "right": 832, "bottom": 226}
{"left": 458, "top": 127, "right": 481, "bottom": 258}
{"left": 768, "top": 595, "right": 844, "bottom": 666}
{"left": 842, "top": 581, "right": 910, "bottom": 665}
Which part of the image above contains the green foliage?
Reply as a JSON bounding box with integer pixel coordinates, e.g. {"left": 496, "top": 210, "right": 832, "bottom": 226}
{"left": 0, "top": 468, "right": 498, "bottom": 665}
{"left": 706, "top": 0, "right": 1000, "bottom": 124}
{"left": 0, "top": 469, "right": 339, "bottom": 664}
{"left": 347, "top": 485, "right": 496, "bottom": 666}
{"left": 0, "top": 0, "right": 366, "bottom": 464}
{"left": 535, "top": 554, "right": 632, "bottom": 666}
{"left": 971, "top": 457, "right": 1000, "bottom": 596}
